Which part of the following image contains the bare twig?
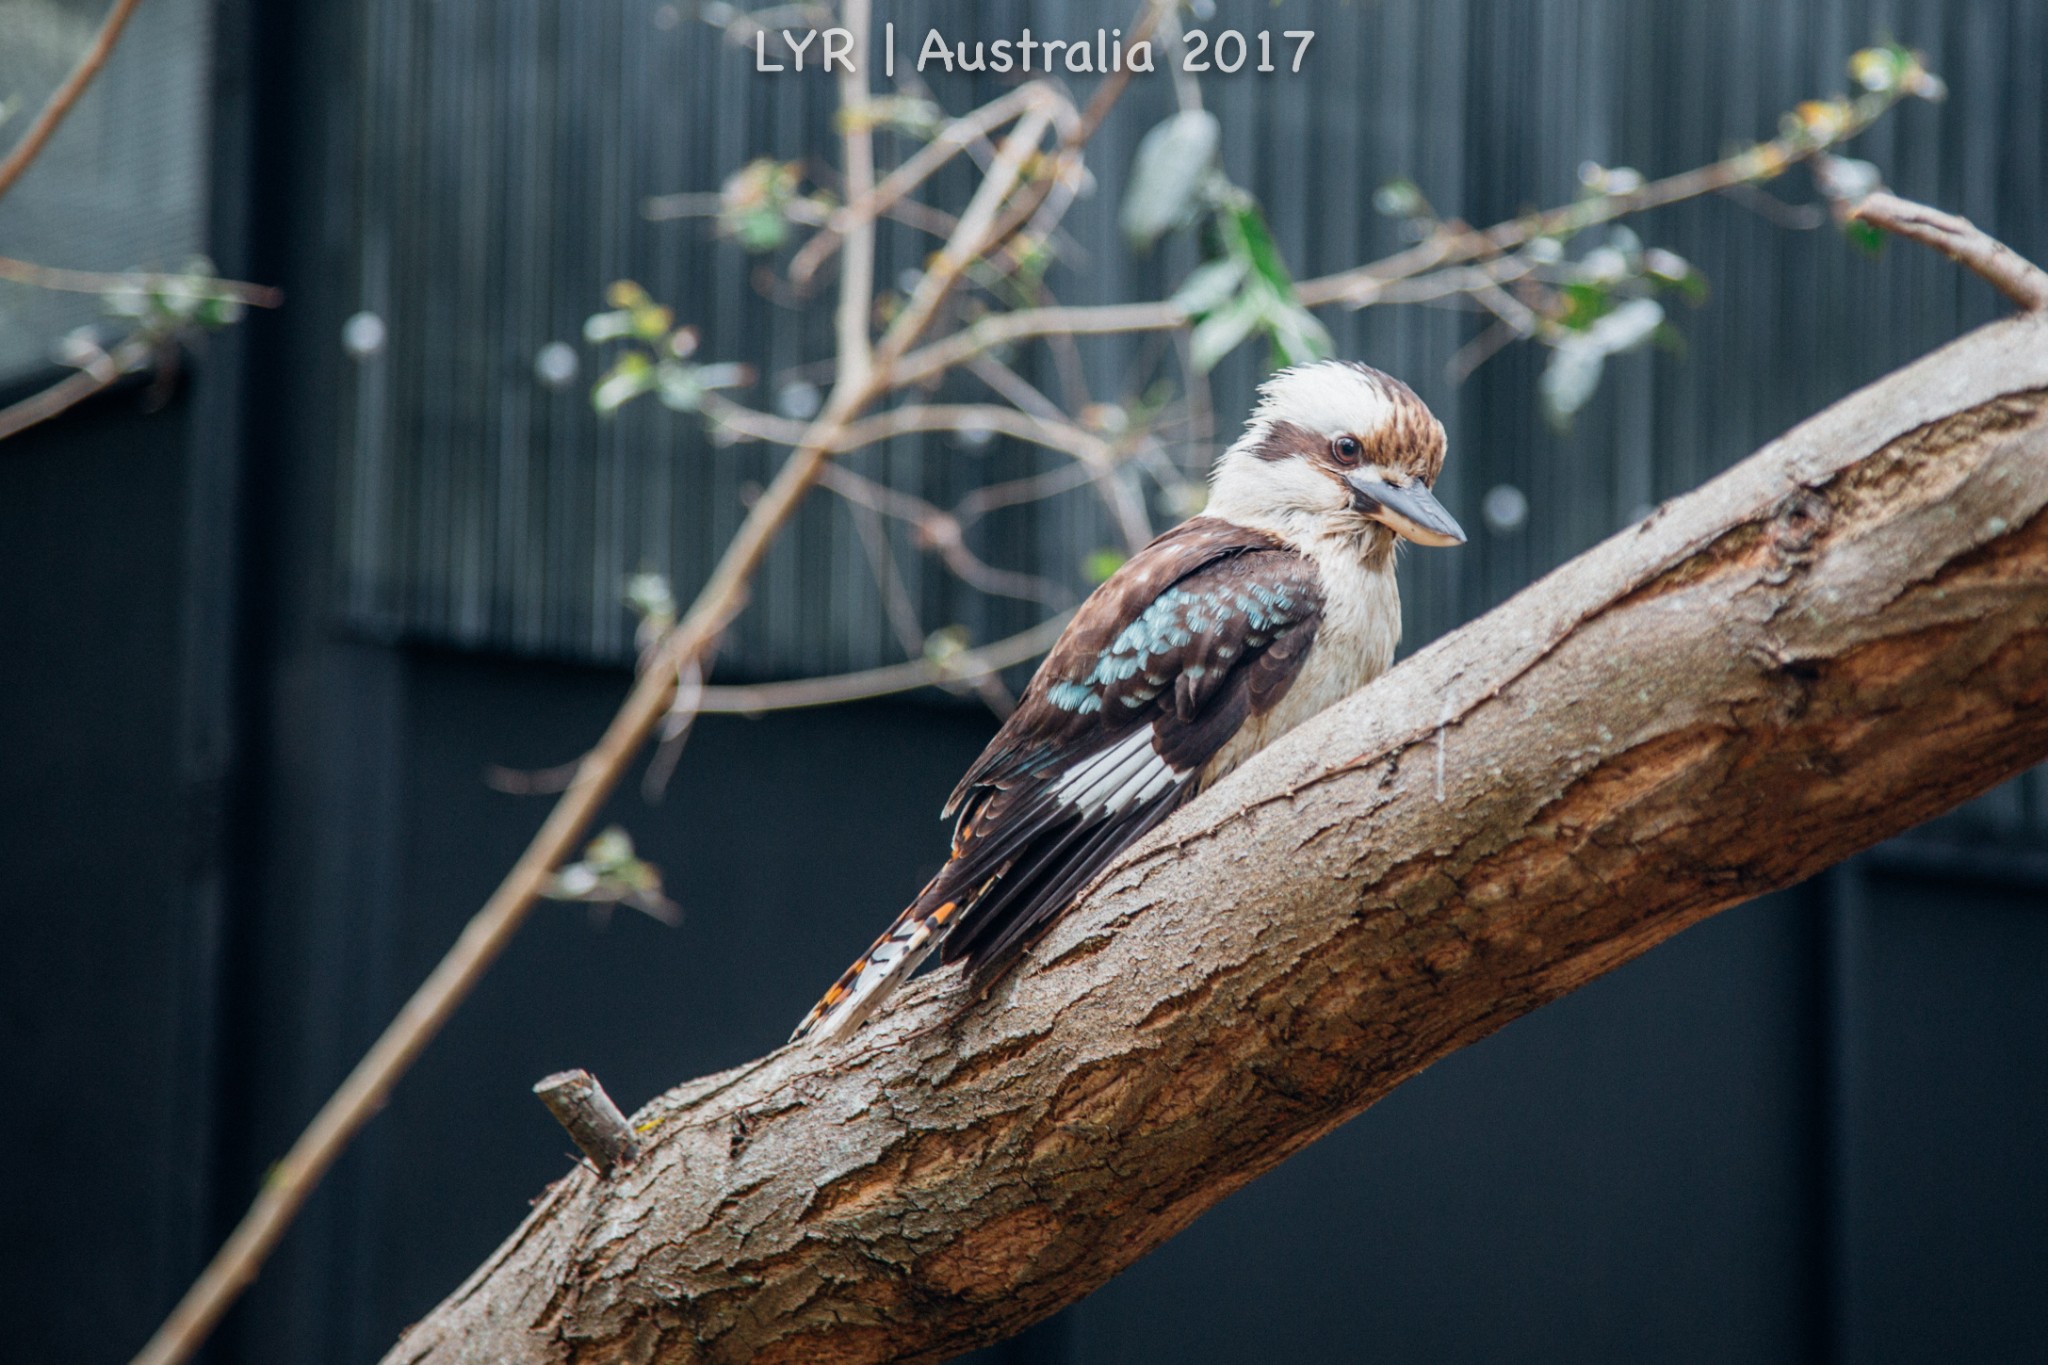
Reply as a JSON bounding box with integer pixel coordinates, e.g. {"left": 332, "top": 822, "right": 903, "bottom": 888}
{"left": 789, "top": 84, "right": 1065, "bottom": 290}
{"left": 1849, "top": 191, "right": 2048, "bottom": 312}
{"left": 483, "top": 757, "right": 586, "bottom": 797}
{"left": 961, "top": 351, "right": 1156, "bottom": 551}
{"left": 892, "top": 301, "right": 1186, "bottom": 390}
{"left": 887, "top": 89, "right": 1920, "bottom": 393}
{"left": 844, "top": 491, "right": 934, "bottom": 661}
{"left": 819, "top": 464, "right": 1077, "bottom": 608}
{"left": 0, "top": 0, "right": 148, "bottom": 204}
{"left": 0, "top": 335, "right": 149, "bottom": 441}
{"left": 0, "top": 256, "right": 283, "bottom": 307}
{"left": 697, "top": 612, "right": 1071, "bottom": 714}
{"left": 704, "top": 394, "right": 1118, "bottom": 468}
{"left": 1294, "top": 93, "right": 1911, "bottom": 310}
{"left": 951, "top": 458, "right": 1099, "bottom": 525}
{"left": 532, "top": 1070, "right": 640, "bottom": 1177}
{"left": 833, "top": 0, "right": 875, "bottom": 384}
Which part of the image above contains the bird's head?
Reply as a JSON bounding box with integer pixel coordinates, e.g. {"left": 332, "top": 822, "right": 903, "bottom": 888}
{"left": 1205, "top": 360, "right": 1464, "bottom": 554}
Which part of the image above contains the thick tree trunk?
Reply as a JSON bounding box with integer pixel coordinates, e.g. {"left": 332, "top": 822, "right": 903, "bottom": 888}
{"left": 385, "top": 313, "right": 2048, "bottom": 1365}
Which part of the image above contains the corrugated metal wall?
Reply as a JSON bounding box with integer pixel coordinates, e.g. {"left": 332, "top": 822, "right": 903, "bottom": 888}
{"left": 331, "top": 0, "right": 2045, "bottom": 823}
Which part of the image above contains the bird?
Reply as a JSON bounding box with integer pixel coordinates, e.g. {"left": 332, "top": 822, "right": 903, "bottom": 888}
{"left": 791, "top": 359, "right": 1464, "bottom": 1045}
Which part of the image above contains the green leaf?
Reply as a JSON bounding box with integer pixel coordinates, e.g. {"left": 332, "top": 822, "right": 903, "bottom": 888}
{"left": 1266, "top": 302, "right": 1333, "bottom": 367}
{"left": 730, "top": 208, "right": 789, "bottom": 252}
{"left": 1581, "top": 297, "right": 1665, "bottom": 354}
{"left": 583, "top": 310, "right": 636, "bottom": 343}
{"left": 1219, "top": 199, "right": 1296, "bottom": 296}
{"left": 1651, "top": 321, "right": 1689, "bottom": 358}
{"left": 1539, "top": 343, "right": 1605, "bottom": 432}
{"left": 719, "top": 159, "right": 802, "bottom": 253}
{"left": 1120, "top": 110, "right": 1221, "bottom": 247}
{"left": 1188, "top": 289, "right": 1265, "bottom": 373}
{"left": 592, "top": 352, "right": 653, "bottom": 413}
{"left": 1169, "top": 257, "right": 1248, "bottom": 317}
{"left": 1557, "top": 281, "right": 1615, "bottom": 332}
{"left": 1844, "top": 218, "right": 1887, "bottom": 256}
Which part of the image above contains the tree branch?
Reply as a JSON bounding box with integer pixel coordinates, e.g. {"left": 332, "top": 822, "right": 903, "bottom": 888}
{"left": 0, "top": 256, "right": 283, "bottom": 306}
{"left": 885, "top": 84, "right": 1922, "bottom": 391}
{"left": 0, "top": 335, "right": 148, "bottom": 442}
{"left": 1848, "top": 191, "right": 2048, "bottom": 312}
{"left": 0, "top": 0, "right": 147, "bottom": 204}
{"left": 830, "top": 0, "right": 875, "bottom": 385}
{"left": 694, "top": 612, "right": 1071, "bottom": 714}
{"left": 382, "top": 306, "right": 2048, "bottom": 1365}
{"left": 533, "top": 1071, "right": 641, "bottom": 1178}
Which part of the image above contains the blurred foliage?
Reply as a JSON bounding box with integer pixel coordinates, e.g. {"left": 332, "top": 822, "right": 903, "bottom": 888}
{"left": 718, "top": 158, "right": 808, "bottom": 252}
{"left": 1119, "top": 106, "right": 1329, "bottom": 374}
{"left": 1120, "top": 109, "right": 1221, "bottom": 247}
{"left": 97, "top": 258, "right": 249, "bottom": 336}
{"left": 543, "top": 826, "right": 681, "bottom": 927}
{"left": 586, "top": 280, "right": 752, "bottom": 416}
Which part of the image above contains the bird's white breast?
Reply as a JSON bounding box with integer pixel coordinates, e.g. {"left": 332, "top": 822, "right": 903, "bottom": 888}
{"left": 1198, "top": 533, "right": 1400, "bottom": 787}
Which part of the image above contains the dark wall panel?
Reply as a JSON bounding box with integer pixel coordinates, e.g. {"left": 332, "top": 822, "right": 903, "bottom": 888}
{"left": 0, "top": 394, "right": 213, "bottom": 1363}
{"left": 1833, "top": 870, "right": 2048, "bottom": 1365}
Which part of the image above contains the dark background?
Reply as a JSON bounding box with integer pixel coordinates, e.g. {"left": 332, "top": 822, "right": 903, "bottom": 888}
{"left": 3, "top": 2, "right": 2045, "bottom": 1364}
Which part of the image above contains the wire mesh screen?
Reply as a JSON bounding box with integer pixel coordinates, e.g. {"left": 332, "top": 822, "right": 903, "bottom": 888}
{"left": 331, "top": 0, "right": 2045, "bottom": 828}
{"left": 0, "top": 0, "right": 211, "bottom": 380}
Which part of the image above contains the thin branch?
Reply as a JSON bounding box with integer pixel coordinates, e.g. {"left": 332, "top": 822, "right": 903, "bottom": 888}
{"left": 0, "top": 0, "right": 148, "bottom": 204}
{"left": 892, "top": 301, "right": 1185, "bottom": 390}
{"left": 819, "top": 464, "right": 1077, "bottom": 609}
{"left": 0, "top": 335, "right": 149, "bottom": 442}
{"left": 833, "top": 0, "right": 875, "bottom": 384}
{"left": 1716, "top": 182, "right": 1831, "bottom": 230}
{"left": 696, "top": 612, "right": 1071, "bottom": 714}
{"left": 0, "top": 256, "right": 283, "bottom": 307}
{"left": 1448, "top": 319, "right": 1521, "bottom": 384}
{"left": 961, "top": 353, "right": 1156, "bottom": 551}
{"left": 483, "top": 757, "right": 586, "bottom": 797}
{"left": 888, "top": 91, "right": 1918, "bottom": 391}
{"left": 845, "top": 491, "right": 935, "bottom": 662}
{"left": 1849, "top": 191, "right": 2048, "bottom": 312}
{"left": 790, "top": 83, "right": 1067, "bottom": 290}
{"left": 703, "top": 393, "right": 1118, "bottom": 468}
{"left": 1295, "top": 92, "right": 1911, "bottom": 310}
{"left": 951, "top": 459, "right": 1099, "bottom": 526}
{"left": 973, "top": 0, "right": 1172, "bottom": 267}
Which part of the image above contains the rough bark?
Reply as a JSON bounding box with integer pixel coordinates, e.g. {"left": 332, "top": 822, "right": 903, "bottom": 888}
{"left": 385, "top": 312, "right": 2048, "bottom": 1365}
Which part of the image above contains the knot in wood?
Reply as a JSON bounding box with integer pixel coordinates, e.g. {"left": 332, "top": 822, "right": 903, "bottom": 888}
{"left": 1769, "top": 489, "right": 1832, "bottom": 557}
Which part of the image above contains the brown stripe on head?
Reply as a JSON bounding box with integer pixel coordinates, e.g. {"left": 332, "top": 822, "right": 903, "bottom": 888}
{"left": 1345, "top": 365, "right": 1446, "bottom": 486}
{"left": 1248, "top": 419, "right": 1324, "bottom": 463}
{"left": 1240, "top": 360, "right": 1447, "bottom": 486}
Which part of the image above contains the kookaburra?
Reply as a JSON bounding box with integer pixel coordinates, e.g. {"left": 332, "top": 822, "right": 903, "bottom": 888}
{"left": 793, "top": 360, "right": 1463, "bottom": 1044}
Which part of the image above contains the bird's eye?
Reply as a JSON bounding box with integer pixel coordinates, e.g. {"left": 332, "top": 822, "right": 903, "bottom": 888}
{"left": 1332, "top": 436, "right": 1363, "bottom": 465}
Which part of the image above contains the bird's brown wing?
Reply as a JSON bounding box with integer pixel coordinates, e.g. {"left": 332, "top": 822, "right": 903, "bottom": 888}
{"left": 931, "top": 521, "right": 1325, "bottom": 967}
{"left": 787, "top": 518, "right": 1324, "bottom": 1044}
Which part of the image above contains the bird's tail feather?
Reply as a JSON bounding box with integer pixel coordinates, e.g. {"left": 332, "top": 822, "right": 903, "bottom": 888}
{"left": 789, "top": 875, "right": 970, "bottom": 1045}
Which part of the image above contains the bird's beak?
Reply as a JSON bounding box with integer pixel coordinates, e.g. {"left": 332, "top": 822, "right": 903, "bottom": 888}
{"left": 1344, "top": 469, "right": 1466, "bottom": 547}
